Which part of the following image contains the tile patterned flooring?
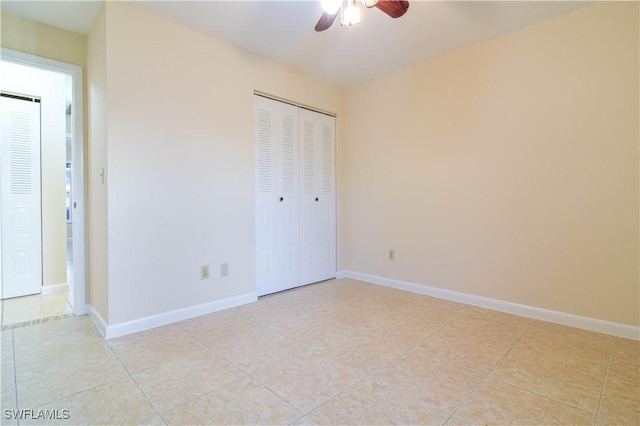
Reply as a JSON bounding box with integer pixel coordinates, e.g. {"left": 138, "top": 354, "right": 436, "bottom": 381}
{"left": 1, "top": 238, "right": 73, "bottom": 329}
{"left": 1, "top": 292, "right": 72, "bottom": 330}
{"left": 0, "top": 278, "right": 638, "bottom": 425}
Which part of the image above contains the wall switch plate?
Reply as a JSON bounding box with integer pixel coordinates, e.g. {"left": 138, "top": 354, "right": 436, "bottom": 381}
{"left": 220, "top": 263, "right": 229, "bottom": 277}
{"left": 388, "top": 249, "right": 395, "bottom": 261}
{"left": 201, "top": 265, "right": 210, "bottom": 280}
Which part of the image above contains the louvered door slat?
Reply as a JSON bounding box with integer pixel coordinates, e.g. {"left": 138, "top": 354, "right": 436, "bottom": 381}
{"left": 281, "top": 115, "right": 295, "bottom": 194}
{"left": 256, "top": 109, "right": 272, "bottom": 193}
{"left": 302, "top": 120, "right": 314, "bottom": 195}
{"left": 322, "top": 125, "right": 333, "bottom": 195}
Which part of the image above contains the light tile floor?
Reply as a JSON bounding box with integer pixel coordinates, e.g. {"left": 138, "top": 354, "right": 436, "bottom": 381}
{"left": 1, "top": 239, "right": 74, "bottom": 330}
{"left": 0, "top": 278, "right": 638, "bottom": 425}
{"left": 1, "top": 291, "right": 72, "bottom": 329}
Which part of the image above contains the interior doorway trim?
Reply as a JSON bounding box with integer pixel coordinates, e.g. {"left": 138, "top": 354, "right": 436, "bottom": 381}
{"left": 1, "top": 47, "right": 87, "bottom": 315}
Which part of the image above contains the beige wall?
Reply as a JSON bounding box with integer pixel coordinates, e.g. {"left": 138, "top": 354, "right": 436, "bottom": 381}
{"left": 86, "top": 5, "right": 108, "bottom": 321}
{"left": 342, "top": 2, "right": 639, "bottom": 326}
{"left": 1, "top": 12, "right": 86, "bottom": 67}
{"left": 102, "top": 2, "right": 344, "bottom": 324}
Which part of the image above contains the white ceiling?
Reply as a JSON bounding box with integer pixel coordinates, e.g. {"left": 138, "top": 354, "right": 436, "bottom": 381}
{"left": 2, "top": 0, "right": 103, "bottom": 34}
{"left": 2, "top": 0, "right": 590, "bottom": 87}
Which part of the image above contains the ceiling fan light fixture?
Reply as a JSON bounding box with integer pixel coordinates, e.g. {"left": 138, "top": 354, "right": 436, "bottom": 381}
{"left": 321, "top": 0, "right": 341, "bottom": 15}
{"left": 341, "top": 0, "right": 361, "bottom": 26}
{"left": 315, "top": 0, "right": 408, "bottom": 31}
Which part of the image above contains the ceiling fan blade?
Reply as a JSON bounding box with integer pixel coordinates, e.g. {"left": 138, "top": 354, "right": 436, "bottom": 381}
{"left": 315, "top": 11, "right": 339, "bottom": 31}
{"left": 375, "top": 0, "right": 409, "bottom": 18}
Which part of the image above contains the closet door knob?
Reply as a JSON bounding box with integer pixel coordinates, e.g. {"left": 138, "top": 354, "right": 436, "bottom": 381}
{"left": 280, "top": 197, "right": 284, "bottom": 202}
{"left": 315, "top": 197, "right": 319, "bottom": 202}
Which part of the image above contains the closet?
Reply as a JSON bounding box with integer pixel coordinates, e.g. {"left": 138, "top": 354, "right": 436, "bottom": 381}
{"left": 254, "top": 94, "right": 336, "bottom": 296}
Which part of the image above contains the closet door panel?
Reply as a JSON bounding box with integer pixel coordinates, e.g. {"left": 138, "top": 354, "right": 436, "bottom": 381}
{"left": 299, "top": 108, "right": 336, "bottom": 286}
{"left": 316, "top": 115, "right": 336, "bottom": 282}
{"left": 255, "top": 96, "right": 299, "bottom": 296}
{"left": 299, "top": 116, "right": 317, "bottom": 283}
{"left": 256, "top": 104, "right": 276, "bottom": 289}
{"left": 278, "top": 111, "right": 299, "bottom": 283}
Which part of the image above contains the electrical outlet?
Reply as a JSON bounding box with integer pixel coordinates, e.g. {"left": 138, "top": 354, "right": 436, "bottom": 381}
{"left": 220, "top": 263, "right": 229, "bottom": 277}
{"left": 201, "top": 265, "right": 210, "bottom": 280}
{"left": 388, "top": 249, "right": 395, "bottom": 261}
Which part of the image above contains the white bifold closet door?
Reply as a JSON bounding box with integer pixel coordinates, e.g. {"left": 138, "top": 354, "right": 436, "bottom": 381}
{"left": 255, "top": 95, "right": 336, "bottom": 296}
{"left": 299, "top": 108, "right": 336, "bottom": 285}
{"left": 0, "top": 95, "right": 42, "bottom": 299}
{"left": 255, "top": 96, "right": 300, "bottom": 295}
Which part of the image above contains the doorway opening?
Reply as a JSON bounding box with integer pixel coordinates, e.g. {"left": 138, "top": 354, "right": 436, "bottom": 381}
{"left": 0, "top": 49, "right": 85, "bottom": 328}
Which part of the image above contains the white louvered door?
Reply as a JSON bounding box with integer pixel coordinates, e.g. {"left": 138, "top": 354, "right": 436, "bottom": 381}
{"left": 255, "top": 96, "right": 300, "bottom": 296}
{"left": 255, "top": 95, "right": 336, "bottom": 296}
{"left": 0, "top": 96, "right": 42, "bottom": 299}
{"left": 299, "top": 108, "right": 336, "bottom": 285}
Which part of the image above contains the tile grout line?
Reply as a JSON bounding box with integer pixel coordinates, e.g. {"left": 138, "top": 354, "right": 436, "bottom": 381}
{"left": 177, "top": 319, "right": 261, "bottom": 375}
{"left": 251, "top": 288, "right": 402, "bottom": 423}
{"left": 294, "top": 371, "right": 374, "bottom": 424}
{"left": 106, "top": 342, "right": 170, "bottom": 426}
{"left": 450, "top": 318, "right": 605, "bottom": 421}
{"left": 21, "top": 377, "right": 133, "bottom": 415}
{"left": 355, "top": 341, "right": 453, "bottom": 420}
{"left": 169, "top": 323, "right": 274, "bottom": 416}
{"left": 11, "top": 329, "right": 20, "bottom": 426}
{"left": 305, "top": 347, "right": 407, "bottom": 414}
{"left": 592, "top": 336, "right": 616, "bottom": 426}
{"left": 179, "top": 324, "right": 249, "bottom": 372}
{"left": 9, "top": 315, "right": 130, "bottom": 414}
{"left": 246, "top": 373, "right": 306, "bottom": 423}
{"left": 310, "top": 295, "right": 464, "bottom": 422}
{"left": 158, "top": 375, "right": 251, "bottom": 421}
{"left": 122, "top": 332, "right": 255, "bottom": 426}
{"left": 11, "top": 330, "right": 135, "bottom": 414}
{"left": 285, "top": 303, "right": 458, "bottom": 424}
{"left": 292, "top": 329, "right": 420, "bottom": 423}
{"left": 483, "top": 323, "right": 613, "bottom": 417}
{"left": 443, "top": 317, "right": 536, "bottom": 424}
{"left": 251, "top": 309, "right": 396, "bottom": 422}
{"left": 485, "top": 372, "right": 601, "bottom": 416}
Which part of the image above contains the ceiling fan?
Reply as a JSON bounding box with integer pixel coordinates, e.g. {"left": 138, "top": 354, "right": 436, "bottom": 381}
{"left": 315, "top": 0, "right": 409, "bottom": 31}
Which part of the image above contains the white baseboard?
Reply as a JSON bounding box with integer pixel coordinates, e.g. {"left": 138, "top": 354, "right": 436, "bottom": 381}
{"left": 41, "top": 283, "right": 69, "bottom": 295}
{"left": 337, "top": 270, "right": 639, "bottom": 341}
{"left": 89, "top": 292, "right": 258, "bottom": 340}
{"left": 87, "top": 304, "right": 108, "bottom": 339}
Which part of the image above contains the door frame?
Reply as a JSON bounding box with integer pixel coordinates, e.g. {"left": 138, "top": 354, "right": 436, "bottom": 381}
{"left": 1, "top": 48, "right": 87, "bottom": 315}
